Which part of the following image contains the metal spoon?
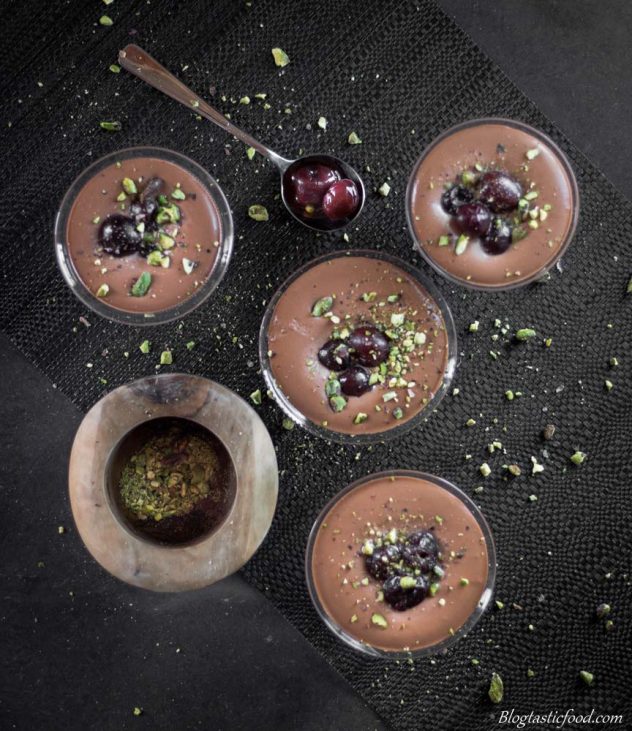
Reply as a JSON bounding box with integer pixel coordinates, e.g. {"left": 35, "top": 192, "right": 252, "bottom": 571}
{"left": 118, "top": 44, "right": 365, "bottom": 231}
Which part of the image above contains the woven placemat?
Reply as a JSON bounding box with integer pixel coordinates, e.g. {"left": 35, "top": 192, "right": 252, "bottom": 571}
{"left": 2, "top": 1, "right": 631, "bottom": 728}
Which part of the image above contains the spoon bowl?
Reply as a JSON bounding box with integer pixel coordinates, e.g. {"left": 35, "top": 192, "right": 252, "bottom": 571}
{"left": 281, "top": 154, "right": 365, "bottom": 231}
{"left": 118, "top": 45, "right": 365, "bottom": 232}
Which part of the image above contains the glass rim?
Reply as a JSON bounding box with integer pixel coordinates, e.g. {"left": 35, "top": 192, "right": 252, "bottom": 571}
{"left": 405, "top": 117, "right": 580, "bottom": 292}
{"left": 258, "top": 248, "right": 458, "bottom": 445}
{"left": 54, "top": 145, "right": 234, "bottom": 326}
{"left": 305, "top": 469, "right": 497, "bottom": 658}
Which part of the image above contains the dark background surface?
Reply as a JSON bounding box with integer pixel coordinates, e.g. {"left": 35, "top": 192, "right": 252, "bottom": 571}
{"left": 1, "top": 1, "right": 631, "bottom": 730}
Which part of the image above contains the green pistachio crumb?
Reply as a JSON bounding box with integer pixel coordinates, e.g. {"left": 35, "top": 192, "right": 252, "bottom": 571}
{"left": 610, "top": 356, "right": 619, "bottom": 367}
{"left": 317, "top": 116, "right": 327, "bottom": 130}
{"left": 139, "top": 340, "right": 150, "bottom": 354}
{"left": 488, "top": 672, "right": 504, "bottom": 704}
{"left": 507, "top": 464, "right": 521, "bottom": 477}
{"left": 468, "top": 321, "right": 479, "bottom": 332}
{"left": 626, "top": 275, "right": 632, "bottom": 294}
{"left": 459, "top": 577, "right": 470, "bottom": 586}
{"left": 99, "top": 15, "right": 113, "bottom": 26}
{"left": 378, "top": 182, "right": 391, "bottom": 197}
{"left": 353, "top": 412, "right": 368, "bottom": 425}
{"left": 185, "top": 341, "right": 195, "bottom": 350}
{"left": 99, "top": 120, "right": 121, "bottom": 131}
{"left": 515, "top": 328, "right": 536, "bottom": 341}
{"left": 471, "top": 658, "right": 480, "bottom": 666}
{"left": 596, "top": 603, "right": 611, "bottom": 618}
{"left": 570, "top": 450, "right": 586, "bottom": 466}
{"left": 282, "top": 417, "right": 295, "bottom": 431}
{"left": 579, "top": 670, "right": 594, "bottom": 686}
{"left": 495, "top": 600, "right": 505, "bottom": 610}
{"left": 605, "top": 619, "right": 614, "bottom": 631}
{"left": 329, "top": 395, "right": 347, "bottom": 413}
{"left": 122, "top": 177, "right": 138, "bottom": 195}
{"left": 604, "top": 379, "right": 614, "bottom": 391}
{"left": 438, "top": 234, "right": 450, "bottom": 247}
{"left": 505, "top": 390, "right": 514, "bottom": 401}
{"left": 159, "top": 350, "right": 173, "bottom": 366}
{"left": 271, "top": 47, "right": 290, "bottom": 67}
{"left": 350, "top": 614, "right": 358, "bottom": 623}
{"left": 480, "top": 463, "right": 491, "bottom": 478}
{"left": 133, "top": 707, "right": 142, "bottom": 716}
{"left": 131, "top": 271, "right": 151, "bottom": 297}
{"left": 250, "top": 389, "right": 262, "bottom": 405}
{"left": 311, "top": 296, "right": 334, "bottom": 317}
{"left": 455, "top": 234, "right": 469, "bottom": 255}
{"left": 109, "top": 63, "right": 121, "bottom": 73}
{"left": 248, "top": 204, "right": 269, "bottom": 221}
{"left": 461, "top": 170, "right": 477, "bottom": 185}
{"left": 348, "top": 131, "right": 362, "bottom": 145}
{"left": 95, "top": 283, "right": 109, "bottom": 298}
{"left": 371, "top": 613, "right": 388, "bottom": 628}
{"left": 526, "top": 148, "right": 540, "bottom": 160}
{"left": 527, "top": 669, "right": 535, "bottom": 678}
{"left": 392, "top": 407, "right": 404, "bottom": 420}
{"left": 246, "top": 146, "right": 256, "bottom": 160}
{"left": 239, "top": 96, "right": 250, "bottom": 105}
{"left": 466, "top": 418, "right": 476, "bottom": 427}
{"left": 171, "top": 188, "right": 186, "bottom": 201}
{"left": 400, "top": 576, "right": 416, "bottom": 589}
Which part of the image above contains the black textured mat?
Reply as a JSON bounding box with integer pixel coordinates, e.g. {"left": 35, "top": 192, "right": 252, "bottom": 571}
{"left": 2, "top": 1, "right": 631, "bottom": 729}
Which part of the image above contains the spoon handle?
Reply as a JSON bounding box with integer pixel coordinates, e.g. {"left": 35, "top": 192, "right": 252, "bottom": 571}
{"left": 118, "top": 44, "right": 290, "bottom": 170}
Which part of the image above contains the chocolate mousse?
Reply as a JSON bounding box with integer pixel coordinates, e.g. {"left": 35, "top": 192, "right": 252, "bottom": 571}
{"left": 308, "top": 472, "right": 494, "bottom": 654}
{"left": 263, "top": 253, "right": 454, "bottom": 438}
{"left": 65, "top": 154, "right": 224, "bottom": 314}
{"left": 408, "top": 119, "right": 578, "bottom": 289}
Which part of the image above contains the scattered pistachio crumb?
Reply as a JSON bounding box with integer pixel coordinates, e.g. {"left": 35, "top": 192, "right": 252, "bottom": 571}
{"left": 515, "top": 328, "right": 536, "bottom": 341}
{"left": 378, "top": 182, "right": 391, "bottom": 197}
{"left": 159, "top": 350, "right": 173, "bottom": 366}
{"left": 479, "top": 463, "right": 491, "bottom": 478}
{"left": 282, "top": 417, "right": 295, "bottom": 431}
{"left": 99, "top": 15, "right": 113, "bottom": 26}
{"left": 271, "top": 48, "right": 290, "bottom": 67}
{"left": 133, "top": 707, "right": 142, "bottom": 716}
{"left": 488, "top": 672, "right": 504, "bottom": 704}
{"left": 348, "top": 131, "right": 362, "bottom": 145}
{"left": 250, "top": 389, "right": 262, "bottom": 405}
{"left": 317, "top": 116, "right": 327, "bottom": 130}
{"left": 579, "top": 670, "right": 594, "bottom": 686}
{"left": 246, "top": 146, "right": 256, "bottom": 160}
{"left": 570, "top": 451, "right": 586, "bottom": 466}
{"left": 248, "top": 204, "right": 269, "bottom": 221}
{"left": 139, "top": 340, "right": 150, "bottom": 354}
{"left": 468, "top": 321, "right": 479, "bottom": 332}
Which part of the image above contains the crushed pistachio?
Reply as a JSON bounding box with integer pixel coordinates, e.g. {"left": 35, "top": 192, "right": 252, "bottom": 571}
{"left": 159, "top": 350, "right": 172, "bottom": 366}
{"left": 99, "top": 15, "right": 113, "bottom": 26}
{"left": 248, "top": 204, "right": 269, "bottom": 221}
{"left": 139, "top": 340, "right": 151, "bottom": 354}
{"left": 282, "top": 417, "right": 295, "bottom": 431}
{"left": 271, "top": 47, "right": 290, "bottom": 67}
{"left": 109, "top": 63, "right": 121, "bottom": 73}
{"left": 488, "top": 673, "right": 504, "bottom": 704}
{"left": 480, "top": 463, "right": 491, "bottom": 478}
{"left": 579, "top": 670, "right": 594, "bottom": 686}
{"left": 311, "top": 296, "right": 334, "bottom": 317}
{"left": 438, "top": 234, "right": 450, "bottom": 247}
{"left": 131, "top": 271, "right": 151, "bottom": 297}
{"left": 378, "top": 182, "right": 391, "bottom": 197}
{"left": 515, "top": 328, "right": 536, "bottom": 341}
{"left": 468, "top": 321, "right": 479, "bottom": 332}
{"left": 371, "top": 613, "right": 388, "bottom": 628}
{"left": 250, "top": 389, "right": 262, "bottom": 405}
{"left": 455, "top": 234, "right": 469, "bottom": 256}
{"left": 96, "top": 283, "right": 110, "bottom": 298}
{"left": 596, "top": 603, "right": 611, "bottom": 618}
{"left": 526, "top": 148, "right": 540, "bottom": 160}
{"left": 348, "top": 131, "right": 362, "bottom": 145}
{"left": 353, "top": 413, "right": 368, "bottom": 425}
{"left": 570, "top": 451, "right": 586, "bottom": 466}
{"left": 317, "top": 116, "right": 328, "bottom": 130}
{"left": 171, "top": 188, "right": 186, "bottom": 201}
{"left": 246, "top": 147, "right": 256, "bottom": 160}
{"left": 99, "top": 120, "right": 121, "bottom": 131}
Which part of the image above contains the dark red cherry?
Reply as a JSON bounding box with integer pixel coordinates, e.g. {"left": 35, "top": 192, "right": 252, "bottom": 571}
{"left": 440, "top": 185, "right": 474, "bottom": 215}
{"left": 99, "top": 214, "right": 142, "bottom": 256}
{"left": 478, "top": 171, "right": 523, "bottom": 212}
{"left": 339, "top": 366, "right": 372, "bottom": 397}
{"left": 365, "top": 544, "right": 401, "bottom": 580}
{"left": 455, "top": 202, "right": 492, "bottom": 237}
{"left": 318, "top": 340, "right": 352, "bottom": 371}
{"left": 287, "top": 163, "right": 340, "bottom": 208}
{"left": 407, "top": 530, "right": 438, "bottom": 557}
{"left": 347, "top": 326, "right": 390, "bottom": 367}
{"left": 482, "top": 217, "right": 513, "bottom": 255}
{"left": 322, "top": 179, "right": 360, "bottom": 221}
{"left": 383, "top": 574, "right": 428, "bottom": 611}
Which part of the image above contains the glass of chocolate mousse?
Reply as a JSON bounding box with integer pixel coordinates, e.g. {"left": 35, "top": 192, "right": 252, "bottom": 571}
{"left": 55, "top": 147, "right": 233, "bottom": 325}
{"left": 306, "top": 470, "right": 497, "bottom": 657}
{"left": 259, "top": 250, "right": 457, "bottom": 444}
{"left": 406, "top": 118, "right": 579, "bottom": 291}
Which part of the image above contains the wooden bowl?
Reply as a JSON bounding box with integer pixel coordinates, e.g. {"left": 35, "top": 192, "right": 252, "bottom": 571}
{"left": 69, "top": 374, "right": 278, "bottom": 591}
